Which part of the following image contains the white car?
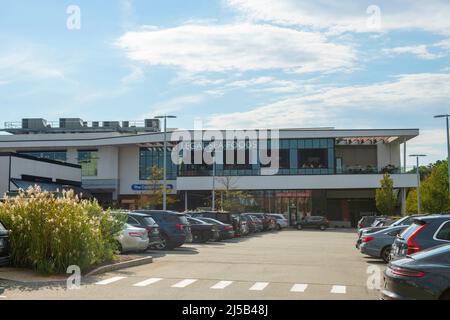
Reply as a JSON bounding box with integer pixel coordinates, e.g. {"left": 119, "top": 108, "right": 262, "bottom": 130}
{"left": 268, "top": 214, "right": 289, "bottom": 230}
{"left": 116, "top": 224, "right": 149, "bottom": 253}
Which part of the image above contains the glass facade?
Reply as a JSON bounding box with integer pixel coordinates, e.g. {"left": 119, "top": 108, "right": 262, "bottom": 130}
{"left": 19, "top": 150, "right": 67, "bottom": 162}
{"left": 139, "top": 147, "right": 177, "bottom": 180}
{"left": 78, "top": 150, "right": 98, "bottom": 177}
{"left": 177, "top": 138, "right": 335, "bottom": 177}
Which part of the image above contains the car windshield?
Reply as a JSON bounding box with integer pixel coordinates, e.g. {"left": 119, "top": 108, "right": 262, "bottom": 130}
{"left": 0, "top": 222, "right": 5, "bottom": 231}
{"left": 201, "top": 218, "right": 224, "bottom": 225}
{"left": 399, "top": 222, "right": 425, "bottom": 240}
{"left": 392, "top": 216, "right": 409, "bottom": 226}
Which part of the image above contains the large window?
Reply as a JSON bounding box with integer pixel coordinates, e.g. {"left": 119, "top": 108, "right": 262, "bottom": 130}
{"left": 298, "top": 149, "right": 328, "bottom": 169}
{"left": 78, "top": 150, "right": 98, "bottom": 177}
{"left": 139, "top": 147, "right": 177, "bottom": 180}
{"left": 19, "top": 150, "right": 67, "bottom": 162}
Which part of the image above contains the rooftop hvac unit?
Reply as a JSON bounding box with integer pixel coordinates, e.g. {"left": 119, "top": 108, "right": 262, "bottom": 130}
{"left": 145, "top": 119, "right": 160, "bottom": 130}
{"left": 122, "top": 121, "right": 130, "bottom": 128}
{"left": 59, "top": 118, "right": 84, "bottom": 129}
{"left": 21, "top": 118, "right": 48, "bottom": 130}
{"left": 103, "top": 121, "right": 121, "bottom": 128}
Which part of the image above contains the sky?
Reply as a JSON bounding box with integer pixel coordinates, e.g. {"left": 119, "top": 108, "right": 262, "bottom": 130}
{"left": 0, "top": 0, "right": 449, "bottom": 167}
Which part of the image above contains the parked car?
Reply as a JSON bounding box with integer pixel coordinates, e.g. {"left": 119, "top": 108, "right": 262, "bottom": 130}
{"left": 357, "top": 215, "right": 378, "bottom": 231}
{"left": 356, "top": 215, "right": 420, "bottom": 249}
{"left": 125, "top": 212, "right": 163, "bottom": 248}
{"left": 391, "top": 214, "right": 450, "bottom": 260}
{"left": 196, "top": 217, "right": 235, "bottom": 240}
{"left": 382, "top": 244, "right": 450, "bottom": 300}
{"left": 0, "top": 221, "right": 10, "bottom": 267}
{"left": 187, "top": 217, "right": 220, "bottom": 243}
{"left": 190, "top": 211, "right": 242, "bottom": 237}
{"left": 250, "top": 215, "right": 264, "bottom": 232}
{"left": 267, "top": 214, "right": 288, "bottom": 230}
{"left": 359, "top": 226, "right": 407, "bottom": 263}
{"left": 116, "top": 224, "right": 149, "bottom": 253}
{"left": 240, "top": 214, "right": 257, "bottom": 233}
{"left": 296, "top": 216, "right": 329, "bottom": 231}
{"left": 242, "top": 213, "right": 275, "bottom": 231}
{"left": 134, "top": 210, "right": 192, "bottom": 250}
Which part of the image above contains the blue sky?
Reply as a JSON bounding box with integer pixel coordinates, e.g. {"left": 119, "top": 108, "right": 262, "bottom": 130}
{"left": 0, "top": 0, "right": 449, "bottom": 167}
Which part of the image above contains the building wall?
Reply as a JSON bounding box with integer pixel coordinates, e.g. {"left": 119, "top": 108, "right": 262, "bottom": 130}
{"left": 377, "top": 141, "right": 401, "bottom": 169}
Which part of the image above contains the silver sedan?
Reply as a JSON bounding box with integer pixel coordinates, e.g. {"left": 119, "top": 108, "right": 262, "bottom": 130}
{"left": 116, "top": 224, "right": 150, "bottom": 253}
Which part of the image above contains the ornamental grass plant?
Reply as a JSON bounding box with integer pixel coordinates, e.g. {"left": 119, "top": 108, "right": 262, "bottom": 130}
{"left": 0, "top": 186, "right": 124, "bottom": 274}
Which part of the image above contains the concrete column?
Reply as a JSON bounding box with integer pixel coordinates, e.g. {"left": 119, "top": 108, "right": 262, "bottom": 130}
{"left": 401, "top": 140, "right": 407, "bottom": 215}
{"left": 184, "top": 191, "right": 188, "bottom": 211}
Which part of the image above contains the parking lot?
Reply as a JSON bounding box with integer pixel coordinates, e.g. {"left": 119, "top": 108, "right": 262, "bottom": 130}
{"left": 0, "top": 229, "right": 380, "bottom": 300}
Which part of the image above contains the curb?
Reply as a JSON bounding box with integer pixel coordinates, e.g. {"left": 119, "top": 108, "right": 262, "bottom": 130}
{"left": 86, "top": 256, "right": 153, "bottom": 276}
{"left": 0, "top": 256, "right": 153, "bottom": 285}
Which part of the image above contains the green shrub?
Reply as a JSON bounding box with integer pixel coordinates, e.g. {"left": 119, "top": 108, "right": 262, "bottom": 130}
{"left": 0, "top": 186, "right": 125, "bottom": 274}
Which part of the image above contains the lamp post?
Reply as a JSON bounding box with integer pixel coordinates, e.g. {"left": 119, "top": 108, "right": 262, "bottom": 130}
{"left": 434, "top": 114, "right": 450, "bottom": 194}
{"left": 409, "top": 154, "right": 427, "bottom": 214}
{"left": 212, "top": 152, "right": 216, "bottom": 211}
{"left": 155, "top": 115, "right": 177, "bottom": 210}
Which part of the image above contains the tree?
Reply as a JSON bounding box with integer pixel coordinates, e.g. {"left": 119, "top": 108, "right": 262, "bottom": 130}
{"left": 421, "top": 160, "right": 449, "bottom": 214}
{"left": 405, "top": 188, "right": 418, "bottom": 215}
{"left": 215, "top": 176, "right": 249, "bottom": 213}
{"left": 137, "top": 165, "right": 177, "bottom": 209}
{"left": 376, "top": 173, "right": 397, "bottom": 215}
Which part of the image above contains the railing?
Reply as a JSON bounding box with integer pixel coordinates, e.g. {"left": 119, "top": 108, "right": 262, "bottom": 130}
{"left": 3, "top": 120, "right": 149, "bottom": 130}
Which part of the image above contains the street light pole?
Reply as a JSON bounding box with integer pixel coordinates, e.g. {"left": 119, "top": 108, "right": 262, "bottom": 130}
{"left": 434, "top": 114, "right": 450, "bottom": 194}
{"left": 410, "top": 154, "right": 426, "bottom": 215}
{"left": 212, "top": 153, "right": 216, "bottom": 211}
{"left": 155, "top": 115, "right": 177, "bottom": 211}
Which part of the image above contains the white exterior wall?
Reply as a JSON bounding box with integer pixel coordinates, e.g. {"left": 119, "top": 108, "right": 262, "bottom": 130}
{"left": 176, "top": 174, "right": 417, "bottom": 191}
{"left": 377, "top": 141, "right": 401, "bottom": 169}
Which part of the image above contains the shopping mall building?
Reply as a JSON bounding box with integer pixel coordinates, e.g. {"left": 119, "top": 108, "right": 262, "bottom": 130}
{"left": 0, "top": 118, "right": 419, "bottom": 227}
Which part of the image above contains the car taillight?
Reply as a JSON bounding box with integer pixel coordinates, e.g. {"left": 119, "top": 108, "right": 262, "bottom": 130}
{"left": 362, "top": 236, "right": 374, "bottom": 243}
{"left": 176, "top": 224, "right": 185, "bottom": 230}
{"left": 407, "top": 224, "right": 427, "bottom": 255}
{"left": 358, "top": 223, "right": 362, "bottom": 228}
{"left": 224, "top": 226, "right": 233, "bottom": 231}
{"left": 388, "top": 265, "right": 425, "bottom": 277}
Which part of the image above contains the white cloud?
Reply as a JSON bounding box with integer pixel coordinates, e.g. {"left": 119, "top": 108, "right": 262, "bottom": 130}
{"left": 0, "top": 51, "right": 66, "bottom": 83}
{"left": 383, "top": 45, "right": 443, "bottom": 60}
{"left": 207, "top": 73, "right": 450, "bottom": 129}
{"left": 115, "top": 23, "right": 355, "bottom": 74}
{"left": 225, "top": 0, "right": 450, "bottom": 35}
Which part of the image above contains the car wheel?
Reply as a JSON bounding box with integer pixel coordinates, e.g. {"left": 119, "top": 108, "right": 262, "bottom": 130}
{"left": 192, "top": 233, "right": 201, "bottom": 243}
{"left": 381, "top": 246, "right": 392, "bottom": 263}
{"left": 277, "top": 224, "right": 282, "bottom": 231}
{"left": 297, "top": 224, "right": 303, "bottom": 230}
{"left": 320, "top": 225, "right": 326, "bottom": 231}
{"left": 154, "top": 234, "right": 170, "bottom": 250}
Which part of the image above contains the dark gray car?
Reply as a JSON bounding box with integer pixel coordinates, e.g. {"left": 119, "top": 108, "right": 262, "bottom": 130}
{"left": 360, "top": 225, "right": 407, "bottom": 263}
{"left": 391, "top": 214, "right": 450, "bottom": 260}
{"left": 382, "top": 244, "right": 450, "bottom": 300}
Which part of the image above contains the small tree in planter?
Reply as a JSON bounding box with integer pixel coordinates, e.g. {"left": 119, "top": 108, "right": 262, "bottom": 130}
{"left": 376, "top": 173, "right": 397, "bottom": 215}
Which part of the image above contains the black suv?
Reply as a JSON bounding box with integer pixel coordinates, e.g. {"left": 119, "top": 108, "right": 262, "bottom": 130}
{"left": 0, "top": 221, "right": 10, "bottom": 267}
{"left": 391, "top": 214, "right": 450, "bottom": 260}
{"left": 296, "top": 216, "right": 329, "bottom": 231}
{"left": 134, "top": 210, "right": 192, "bottom": 250}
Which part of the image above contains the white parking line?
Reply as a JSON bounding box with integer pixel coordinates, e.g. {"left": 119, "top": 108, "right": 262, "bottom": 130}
{"left": 133, "top": 278, "right": 163, "bottom": 287}
{"left": 330, "top": 285, "right": 347, "bottom": 294}
{"left": 290, "top": 284, "right": 308, "bottom": 292}
{"left": 95, "top": 276, "right": 126, "bottom": 285}
{"left": 249, "top": 282, "right": 269, "bottom": 291}
{"left": 211, "top": 281, "right": 233, "bottom": 290}
{"left": 172, "top": 279, "right": 197, "bottom": 288}
{"left": 0, "top": 296, "right": 6, "bottom": 299}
